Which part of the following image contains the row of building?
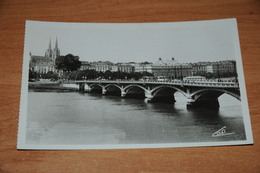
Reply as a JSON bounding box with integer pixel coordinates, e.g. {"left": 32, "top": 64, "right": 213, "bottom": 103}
{"left": 29, "top": 39, "right": 237, "bottom": 80}
{"left": 79, "top": 58, "right": 236, "bottom": 79}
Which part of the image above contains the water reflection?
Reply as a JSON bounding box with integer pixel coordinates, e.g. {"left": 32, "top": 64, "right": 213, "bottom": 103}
{"left": 26, "top": 91, "right": 246, "bottom": 145}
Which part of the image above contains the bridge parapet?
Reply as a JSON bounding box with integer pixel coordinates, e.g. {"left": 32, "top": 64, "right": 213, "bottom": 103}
{"left": 183, "top": 82, "right": 239, "bottom": 88}
{"left": 74, "top": 79, "right": 239, "bottom": 88}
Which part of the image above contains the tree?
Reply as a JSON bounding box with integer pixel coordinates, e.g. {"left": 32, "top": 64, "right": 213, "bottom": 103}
{"left": 140, "top": 61, "right": 152, "bottom": 65}
{"left": 104, "top": 70, "right": 113, "bottom": 79}
{"left": 74, "top": 69, "right": 99, "bottom": 80}
{"left": 55, "top": 54, "right": 81, "bottom": 73}
{"left": 42, "top": 71, "right": 59, "bottom": 80}
{"left": 142, "top": 71, "right": 153, "bottom": 77}
{"left": 28, "top": 69, "right": 38, "bottom": 79}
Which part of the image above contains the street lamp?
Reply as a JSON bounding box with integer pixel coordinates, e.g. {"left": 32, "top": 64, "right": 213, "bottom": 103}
{"left": 75, "top": 70, "right": 80, "bottom": 81}
{"left": 180, "top": 64, "right": 183, "bottom": 81}
{"left": 232, "top": 61, "right": 238, "bottom": 83}
{"left": 217, "top": 63, "right": 220, "bottom": 82}
{"left": 174, "top": 66, "right": 176, "bottom": 79}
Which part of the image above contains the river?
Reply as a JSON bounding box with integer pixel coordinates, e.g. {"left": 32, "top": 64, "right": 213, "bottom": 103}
{"left": 25, "top": 90, "right": 246, "bottom": 147}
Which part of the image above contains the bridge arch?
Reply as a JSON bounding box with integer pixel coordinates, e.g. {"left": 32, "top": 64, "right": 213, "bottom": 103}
{"left": 144, "top": 85, "right": 187, "bottom": 103}
{"left": 123, "top": 84, "right": 148, "bottom": 93}
{"left": 87, "top": 83, "right": 104, "bottom": 94}
{"left": 89, "top": 83, "right": 103, "bottom": 89}
{"left": 151, "top": 85, "right": 187, "bottom": 97}
{"left": 104, "top": 84, "right": 123, "bottom": 91}
{"left": 101, "top": 84, "right": 123, "bottom": 96}
{"left": 121, "top": 84, "right": 147, "bottom": 99}
{"left": 190, "top": 88, "right": 240, "bottom": 101}
{"left": 187, "top": 88, "right": 240, "bottom": 109}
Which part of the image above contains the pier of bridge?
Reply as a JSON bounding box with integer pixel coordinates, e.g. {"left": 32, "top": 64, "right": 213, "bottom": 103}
{"left": 75, "top": 79, "right": 240, "bottom": 109}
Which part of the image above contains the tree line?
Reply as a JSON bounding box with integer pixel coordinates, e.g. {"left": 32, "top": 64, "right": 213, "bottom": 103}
{"left": 67, "top": 69, "right": 153, "bottom": 81}
{"left": 193, "top": 71, "right": 237, "bottom": 79}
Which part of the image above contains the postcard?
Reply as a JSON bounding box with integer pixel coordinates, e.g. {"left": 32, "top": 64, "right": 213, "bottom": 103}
{"left": 17, "top": 19, "right": 253, "bottom": 149}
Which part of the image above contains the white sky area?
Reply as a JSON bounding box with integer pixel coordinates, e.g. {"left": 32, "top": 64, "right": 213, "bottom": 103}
{"left": 25, "top": 19, "right": 239, "bottom": 63}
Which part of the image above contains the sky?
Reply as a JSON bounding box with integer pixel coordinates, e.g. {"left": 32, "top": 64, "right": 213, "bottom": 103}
{"left": 25, "top": 19, "right": 240, "bottom": 64}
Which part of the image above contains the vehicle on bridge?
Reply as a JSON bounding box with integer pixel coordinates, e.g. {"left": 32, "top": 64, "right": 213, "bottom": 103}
{"left": 183, "top": 76, "right": 206, "bottom": 81}
{"left": 156, "top": 76, "right": 168, "bottom": 82}
{"left": 140, "top": 76, "right": 156, "bottom": 82}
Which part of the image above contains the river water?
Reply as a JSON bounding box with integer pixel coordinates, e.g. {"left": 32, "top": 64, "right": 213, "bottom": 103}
{"left": 26, "top": 90, "right": 246, "bottom": 146}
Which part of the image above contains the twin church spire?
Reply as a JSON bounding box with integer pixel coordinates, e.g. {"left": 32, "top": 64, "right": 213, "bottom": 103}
{"left": 45, "top": 37, "right": 60, "bottom": 61}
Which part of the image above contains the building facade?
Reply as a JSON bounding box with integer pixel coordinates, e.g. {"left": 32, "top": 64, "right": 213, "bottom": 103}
{"left": 211, "top": 60, "right": 236, "bottom": 74}
{"left": 117, "top": 63, "right": 135, "bottom": 73}
{"left": 191, "top": 60, "right": 236, "bottom": 77}
{"left": 94, "top": 61, "right": 113, "bottom": 72}
{"left": 134, "top": 63, "right": 153, "bottom": 73}
{"left": 152, "top": 58, "right": 192, "bottom": 79}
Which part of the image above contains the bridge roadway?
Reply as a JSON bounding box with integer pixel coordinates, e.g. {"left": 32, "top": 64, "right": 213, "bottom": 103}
{"left": 67, "top": 79, "right": 240, "bottom": 109}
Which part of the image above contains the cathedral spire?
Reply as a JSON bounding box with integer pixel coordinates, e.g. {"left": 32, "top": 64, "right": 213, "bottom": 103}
{"left": 55, "top": 37, "right": 58, "bottom": 49}
{"left": 48, "top": 38, "right": 52, "bottom": 50}
{"left": 45, "top": 38, "right": 52, "bottom": 58}
{"left": 52, "top": 37, "right": 60, "bottom": 61}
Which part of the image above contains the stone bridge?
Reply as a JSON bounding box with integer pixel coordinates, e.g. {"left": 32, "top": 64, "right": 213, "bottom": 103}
{"left": 71, "top": 79, "right": 240, "bottom": 109}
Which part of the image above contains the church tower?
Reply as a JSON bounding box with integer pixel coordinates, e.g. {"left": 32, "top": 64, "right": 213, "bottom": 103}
{"left": 44, "top": 37, "right": 60, "bottom": 61}
{"left": 52, "top": 37, "right": 60, "bottom": 61}
{"left": 45, "top": 38, "right": 52, "bottom": 58}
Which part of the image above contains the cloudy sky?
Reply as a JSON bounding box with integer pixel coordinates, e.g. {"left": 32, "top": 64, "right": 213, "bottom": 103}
{"left": 25, "top": 18, "right": 240, "bottom": 63}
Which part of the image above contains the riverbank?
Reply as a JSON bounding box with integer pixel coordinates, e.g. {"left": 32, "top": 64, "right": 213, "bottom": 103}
{"left": 28, "top": 81, "right": 79, "bottom": 92}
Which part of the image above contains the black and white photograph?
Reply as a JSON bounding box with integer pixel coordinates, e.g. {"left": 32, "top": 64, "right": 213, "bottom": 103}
{"left": 17, "top": 18, "right": 253, "bottom": 149}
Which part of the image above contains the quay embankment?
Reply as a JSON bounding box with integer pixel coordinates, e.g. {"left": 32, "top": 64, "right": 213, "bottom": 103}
{"left": 28, "top": 81, "right": 79, "bottom": 92}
